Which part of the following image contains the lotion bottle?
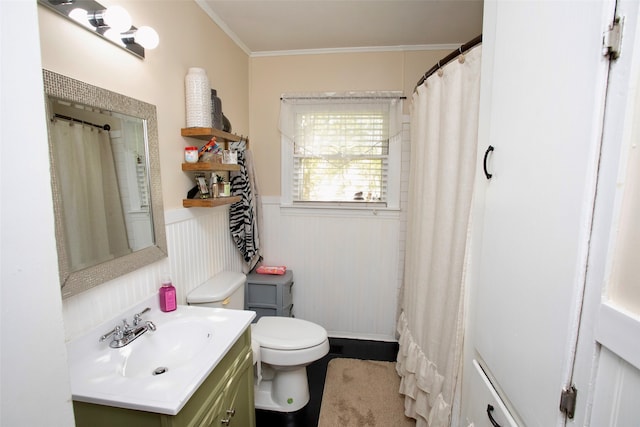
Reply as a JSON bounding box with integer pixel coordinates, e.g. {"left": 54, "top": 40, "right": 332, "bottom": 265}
{"left": 159, "top": 276, "right": 177, "bottom": 312}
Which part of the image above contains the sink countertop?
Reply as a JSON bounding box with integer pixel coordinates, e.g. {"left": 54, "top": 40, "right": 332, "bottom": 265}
{"left": 66, "top": 297, "right": 255, "bottom": 415}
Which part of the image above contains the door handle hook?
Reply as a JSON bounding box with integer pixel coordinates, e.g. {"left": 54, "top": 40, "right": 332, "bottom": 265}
{"left": 483, "top": 145, "right": 494, "bottom": 179}
{"left": 487, "top": 404, "right": 502, "bottom": 427}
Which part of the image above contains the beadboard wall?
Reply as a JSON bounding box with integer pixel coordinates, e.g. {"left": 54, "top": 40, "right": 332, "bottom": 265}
{"left": 62, "top": 118, "right": 410, "bottom": 342}
{"left": 590, "top": 346, "right": 640, "bottom": 425}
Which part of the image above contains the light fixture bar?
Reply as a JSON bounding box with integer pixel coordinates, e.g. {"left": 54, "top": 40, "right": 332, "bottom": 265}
{"left": 37, "top": 0, "right": 158, "bottom": 59}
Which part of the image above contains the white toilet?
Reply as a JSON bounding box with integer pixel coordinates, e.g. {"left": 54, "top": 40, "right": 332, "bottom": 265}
{"left": 186, "top": 271, "right": 329, "bottom": 412}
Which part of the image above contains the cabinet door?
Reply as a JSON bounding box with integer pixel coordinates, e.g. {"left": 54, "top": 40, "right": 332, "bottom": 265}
{"left": 471, "top": 1, "right": 613, "bottom": 426}
{"left": 193, "top": 392, "right": 225, "bottom": 427}
{"left": 219, "top": 362, "right": 255, "bottom": 427}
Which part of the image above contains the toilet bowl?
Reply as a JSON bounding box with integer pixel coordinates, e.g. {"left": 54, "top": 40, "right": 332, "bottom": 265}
{"left": 251, "top": 316, "right": 329, "bottom": 412}
{"left": 186, "top": 271, "right": 329, "bottom": 413}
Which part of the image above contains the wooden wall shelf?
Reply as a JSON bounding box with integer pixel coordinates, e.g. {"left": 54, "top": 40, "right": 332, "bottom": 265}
{"left": 181, "top": 127, "right": 248, "bottom": 208}
{"left": 181, "top": 127, "right": 248, "bottom": 146}
{"left": 182, "top": 162, "right": 240, "bottom": 172}
{"left": 183, "top": 196, "right": 241, "bottom": 208}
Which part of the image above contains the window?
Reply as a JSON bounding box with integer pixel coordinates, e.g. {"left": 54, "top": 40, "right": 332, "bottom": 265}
{"left": 280, "top": 92, "right": 403, "bottom": 208}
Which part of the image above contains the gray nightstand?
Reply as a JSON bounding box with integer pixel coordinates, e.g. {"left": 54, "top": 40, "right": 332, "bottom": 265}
{"left": 245, "top": 270, "right": 294, "bottom": 322}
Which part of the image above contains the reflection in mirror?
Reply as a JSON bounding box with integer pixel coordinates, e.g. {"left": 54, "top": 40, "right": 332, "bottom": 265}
{"left": 49, "top": 99, "right": 153, "bottom": 271}
{"left": 43, "top": 70, "right": 167, "bottom": 298}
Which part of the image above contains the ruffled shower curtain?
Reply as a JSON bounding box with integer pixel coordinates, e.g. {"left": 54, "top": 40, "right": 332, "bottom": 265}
{"left": 397, "top": 44, "right": 482, "bottom": 426}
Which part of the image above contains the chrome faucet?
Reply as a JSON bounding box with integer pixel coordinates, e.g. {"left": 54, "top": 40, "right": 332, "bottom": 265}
{"left": 99, "top": 307, "right": 156, "bottom": 348}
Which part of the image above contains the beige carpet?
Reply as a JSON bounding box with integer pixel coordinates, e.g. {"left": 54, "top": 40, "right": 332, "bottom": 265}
{"left": 318, "top": 358, "right": 416, "bottom": 427}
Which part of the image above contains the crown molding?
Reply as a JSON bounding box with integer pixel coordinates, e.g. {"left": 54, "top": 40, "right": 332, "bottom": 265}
{"left": 195, "top": 0, "right": 252, "bottom": 56}
{"left": 250, "top": 43, "right": 461, "bottom": 58}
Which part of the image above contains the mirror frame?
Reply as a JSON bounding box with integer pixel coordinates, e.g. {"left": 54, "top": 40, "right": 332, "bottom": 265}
{"left": 43, "top": 69, "right": 168, "bottom": 298}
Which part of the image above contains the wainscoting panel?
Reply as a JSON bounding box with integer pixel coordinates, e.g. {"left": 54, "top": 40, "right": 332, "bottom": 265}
{"left": 164, "top": 207, "right": 243, "bottom": 300}
{"left": 260, "top": 201, "right": 401, "bottom": 341}
{"left": 590, "top": 346, "right": 640, "bottom": 426}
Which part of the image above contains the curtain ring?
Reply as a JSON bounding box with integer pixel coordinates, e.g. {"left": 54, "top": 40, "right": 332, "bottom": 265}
{"left": 434, "top": 61, "right": 442, "bottom": 77}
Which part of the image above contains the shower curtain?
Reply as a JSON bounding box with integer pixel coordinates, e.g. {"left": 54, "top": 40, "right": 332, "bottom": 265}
{"left": 51, "top": 120, "right": 128, "bottom": 271}
{"left": 397, "top": 44, "right": 482, "bottom": 426}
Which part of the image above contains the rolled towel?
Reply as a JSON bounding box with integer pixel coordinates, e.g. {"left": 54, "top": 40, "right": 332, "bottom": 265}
{"left": 255, "top": 265, "right": 286, "bottom": 275}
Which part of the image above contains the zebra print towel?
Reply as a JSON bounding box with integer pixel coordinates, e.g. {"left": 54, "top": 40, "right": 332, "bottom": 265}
{"left": 229, "top": 141, "right": 262, "bottom": 271}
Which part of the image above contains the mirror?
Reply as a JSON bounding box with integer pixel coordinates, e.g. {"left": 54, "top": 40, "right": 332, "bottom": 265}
{"left": 43, "top": 69, "right": 167, "bottom": 298}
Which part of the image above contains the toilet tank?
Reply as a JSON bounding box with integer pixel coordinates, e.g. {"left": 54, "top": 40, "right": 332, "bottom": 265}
{"left": 186, "top": 271, "right": 246, "bottom": 310}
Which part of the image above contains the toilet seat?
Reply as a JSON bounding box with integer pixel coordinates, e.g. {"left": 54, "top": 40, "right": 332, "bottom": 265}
{"left": 252, "top": 317, "right": 327, "bottom": 350}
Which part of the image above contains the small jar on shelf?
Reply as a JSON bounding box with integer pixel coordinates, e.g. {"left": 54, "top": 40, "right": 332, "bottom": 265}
{"left": 184, "top": 146, "right": 198, "bottom": 163}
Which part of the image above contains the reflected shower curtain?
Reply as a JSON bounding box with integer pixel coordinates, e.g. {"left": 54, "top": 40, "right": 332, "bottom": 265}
{"left": 397, "top": 45, "right": 482, "bottom": 426}
{"left": 51, "top": 120, "right": 127, "bottom": 271}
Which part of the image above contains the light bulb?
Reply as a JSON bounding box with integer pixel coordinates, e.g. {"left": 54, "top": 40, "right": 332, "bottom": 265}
{"left": 103, "top": 5, "right": 131, "bottom": 33}
{"left": 104, "top": 28, "right": 125, "bottom": 46}
{"left": 135, "top": 26, "right": 159, "bottom": 50}
{"left": 69, "top": 8, "right": 93, "bottom": 29}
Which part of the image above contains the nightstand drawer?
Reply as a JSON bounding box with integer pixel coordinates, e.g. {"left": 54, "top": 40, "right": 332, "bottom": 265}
{"left": 245, "top": 271, "right": 294, "bottom": 323}
{"left": 247, "top": 283, "right": 278, "bottom": 305}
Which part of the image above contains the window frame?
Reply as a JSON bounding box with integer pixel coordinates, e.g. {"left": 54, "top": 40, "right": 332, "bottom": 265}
{"left": 280, "top": 93, "right": 402, "bottom": 210}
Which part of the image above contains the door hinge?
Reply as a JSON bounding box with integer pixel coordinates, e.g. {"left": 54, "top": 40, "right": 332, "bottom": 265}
{"left": 603, "top": 16, "right": 624, "bottom": 60}
{"left": 559, "top": 385, "right": 577, "bottom": 419}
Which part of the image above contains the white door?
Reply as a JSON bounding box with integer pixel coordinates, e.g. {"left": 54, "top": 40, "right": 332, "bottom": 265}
{"left": 570, "top": 0, "right": 640, "bottom": 425}
{"left": 470, "top": 1, "right": 614, "bottom": 426}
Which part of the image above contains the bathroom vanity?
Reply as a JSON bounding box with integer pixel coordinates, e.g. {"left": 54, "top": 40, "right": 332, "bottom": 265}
{"left": 67, "top": 302, "right": 256, "bottom": 427}
{"left": 73, "top": 329, "right": 254, "bottom": 426}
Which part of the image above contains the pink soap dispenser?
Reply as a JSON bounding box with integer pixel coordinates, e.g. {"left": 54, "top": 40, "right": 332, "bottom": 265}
{"left": 159, "top": 275, "right": 177, "bottom": 312}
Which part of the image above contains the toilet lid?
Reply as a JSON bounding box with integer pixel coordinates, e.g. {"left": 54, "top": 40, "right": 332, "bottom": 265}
{"left": 252, "top": 317, "right": 327, "bottom": 350}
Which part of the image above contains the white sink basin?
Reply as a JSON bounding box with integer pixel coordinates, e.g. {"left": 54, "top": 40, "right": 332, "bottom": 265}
{"left": 66, "top": 300, "right": 255, "bottom": 415}
{"left": 120, "top": 317, "right": 213, "bottom": 378}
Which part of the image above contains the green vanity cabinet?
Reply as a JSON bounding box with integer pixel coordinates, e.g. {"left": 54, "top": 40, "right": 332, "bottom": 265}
{"left": 73, "top": 329, "right": 255, "bottom": 427}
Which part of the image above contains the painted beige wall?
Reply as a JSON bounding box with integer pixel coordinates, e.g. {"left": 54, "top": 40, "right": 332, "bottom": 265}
{"left": 38, "top": 0, "right": 249, "bottom": 211}
{"left": 249, "top": 49, "right": 450, "bottom": 195}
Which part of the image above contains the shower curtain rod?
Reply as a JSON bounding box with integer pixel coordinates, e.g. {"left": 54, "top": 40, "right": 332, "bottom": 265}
{"left": 53, "top": 113, "right": 111, "bottom": 131}
{"left": 414, "top": 34, "right": 483, "bottom": 91}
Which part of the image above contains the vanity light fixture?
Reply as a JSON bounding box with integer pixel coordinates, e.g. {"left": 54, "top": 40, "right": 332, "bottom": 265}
{"left": 122, "top": 26, "right": 160, "bottom": 50}
{"left": 38, "top": 0, "right": 159, "bottom": 59}
{"left": 103, "top": 28, "right": 126, "bottom": 47}
{"left": 68, "top": 8, "right": 94, "bottom": 29}
{"left": 87, "top": 5, "right": 132, "bottom": 33}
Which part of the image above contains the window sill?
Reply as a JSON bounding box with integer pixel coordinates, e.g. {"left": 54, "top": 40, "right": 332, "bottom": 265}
{"left": 278, "top": 201, "right": 400, "bottom": 218}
